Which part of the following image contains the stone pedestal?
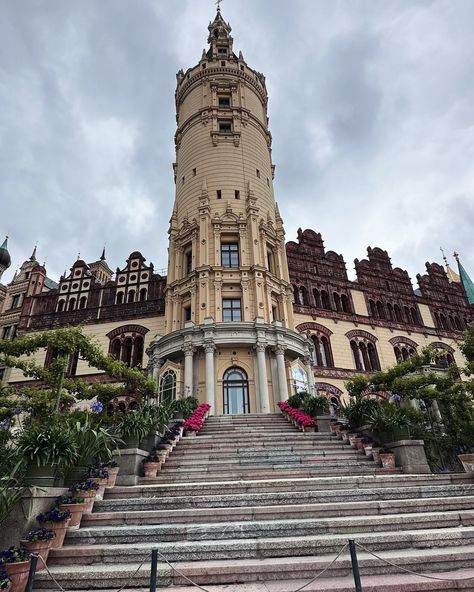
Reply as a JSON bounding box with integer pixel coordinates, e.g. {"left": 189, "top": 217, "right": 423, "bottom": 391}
{"left": 112, "top": 448, "right": 149, "bottom": 485}
{"left": 0, "top": 486, "right": 68, "bottom": 548}
{"left": 315, "top": 415, "right": 334, "bottom": 433}
{"left": 385, "top": 439, "right": 431, "bottom": 474}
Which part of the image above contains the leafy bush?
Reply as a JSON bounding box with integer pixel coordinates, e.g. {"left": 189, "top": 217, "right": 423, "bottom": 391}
{"left": 115, "top": 409, "right": 150, "bottom": 442}
{"left": 287, "top": 392, "right": 310, "bottom": 409}
{"left": 65, "top": 414, "right": 120, "bottom": 464}
{"left": 16, "top": 421, "right": 78, "bottom": 469}
{"left": 302, "top": 396, "right": 330, "bottom": 418}
{"left": 341, "top": 397, "right": 380, "bottom": 428}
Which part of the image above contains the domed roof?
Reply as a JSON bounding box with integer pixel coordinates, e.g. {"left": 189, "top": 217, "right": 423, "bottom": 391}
{"left": 0, "top": 237, "right": 11, "bottom": 269}
{"left": 128, "top": 251, "right": 144, "bottom": 260}
{"left": 72, "top": 259, "right": 87, "bottom": 268}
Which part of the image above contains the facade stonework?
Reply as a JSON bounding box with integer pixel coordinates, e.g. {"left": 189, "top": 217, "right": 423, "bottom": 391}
{"left": 1, "top": 10, "right": 473, "bottom": 412}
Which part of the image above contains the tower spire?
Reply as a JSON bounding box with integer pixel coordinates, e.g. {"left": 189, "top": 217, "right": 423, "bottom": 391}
{"left": 30, "top": 242, "right": 38, "bottom": 261}
{"left": 440, "top": 246, "right": 460, "bottom": 283}
{"left": 100, "top": 246, "right": 106, "bottom": 261}
{"left": 454, "top": 252, "right": 474, "bottom": 305}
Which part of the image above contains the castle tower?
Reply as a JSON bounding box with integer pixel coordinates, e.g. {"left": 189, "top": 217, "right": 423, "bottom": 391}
{"left": 0, "top": 237, "right": 11, "bottom": 283}
{"left": 148, "top": 9, "right": 314, "bottom": 414}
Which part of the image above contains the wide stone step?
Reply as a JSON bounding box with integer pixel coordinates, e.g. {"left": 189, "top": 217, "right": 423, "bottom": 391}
{"left": 105, "top": 474, "right": 473, "bottom": 500}
{"left": 178, "top": 434, "right": 340, "bottom": 443}
{"left": 166, "top": 446, "right": 362, "bottom": 459}
{"left": 160, "top": 456, "right": 374, "bottom": 471}
{"left": 83, "top": 495, "right": 474, "bottom": 527}
{"left": 43, "top": 532, "right": 474, "bottom": 568}
{"left": 97, "top": 483, "right": 474, "bottom": 512}
{"left": 65, "top": 511, "right": 474, "bottom": 546}
{"left": 169, "top": 442, "right": 354, "bottom": 454}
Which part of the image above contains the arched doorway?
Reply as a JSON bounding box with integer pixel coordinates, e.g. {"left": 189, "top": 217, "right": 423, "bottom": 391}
{"left": 223, "top": 367, "right": 249, "bottom": 415}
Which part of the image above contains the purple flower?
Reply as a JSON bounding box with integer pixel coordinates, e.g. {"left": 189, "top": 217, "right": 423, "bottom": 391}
{"left": 90, "top": 401, "right": 103, "bottom": 413}
{"left": 0, "top": 421, "right": 11, "bottom": 432}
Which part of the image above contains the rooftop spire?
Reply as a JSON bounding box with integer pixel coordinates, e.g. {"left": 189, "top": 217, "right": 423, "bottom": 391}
{"left": 30, "top": 242, "right": 38, "bottom": 261}
{"left": 100, "top": 246, "right": 106, "bottom": 261}
{"left": 440, "top": 246, "right": 460, "bottom": 283}
{"left": 454, "top": 251, "right": 474, "bottom": 305}
{"left": 1, "top": 236, "right": 8, "bottom": 250}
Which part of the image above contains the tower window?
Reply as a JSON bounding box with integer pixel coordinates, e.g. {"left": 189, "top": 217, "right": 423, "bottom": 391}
{"left": 217, "top": 190, "right": 222, "bottom": 199}
{"left": 184, "top": 306, "right": 192, "bottom": 321}
{"left": 221, "top": 61, "right": 226, "bottom": 67}
{"left": 267, "top": 178, "right": 270, "bottom": 187}
{"left": 223, "top": 299, "right": 242, "bottom": 322}
{"left": 193, "top": 168, "right": 197, "bottom": 176}
{"left": 256, "top": 169, "right": 261, "bottom": 178}
{"left": 185, "top": 250, "right": 193, "bottom": 275}
{"left": 218, "top": 96, "right": 231, "bottom": 109}
{"left": 202, "top": 63, "right": 207, "bottom": 70}
{"left": 240, "top": 65, "right": 244, "bottom": 71}
{"left": 218, "top": 47, "right": 227, "bottom": 56}
{"left": 182, "top": 176, "right": 185, "bottom": 185}
{"left": 221, "top": 243, "right": 239, "bottom": 268}
{"left": 219, "top": 121, "right": 232, "bottom": 133}
{"left": 235, "top": 190, "right": 240, "bottom": 200}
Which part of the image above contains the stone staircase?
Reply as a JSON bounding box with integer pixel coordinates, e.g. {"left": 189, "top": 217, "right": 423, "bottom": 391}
{"left": 35, "top": 413, "right": 474, "bottom": 590}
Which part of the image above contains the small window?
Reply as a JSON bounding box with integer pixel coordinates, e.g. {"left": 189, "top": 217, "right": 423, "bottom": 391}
{"left": 185, "top": 251, "right": 193, "bottom": 274}
{"left": 267, "top": 178, "right": 270, "bottom": 187}
{"left": 182, "top": 176, "right": 185, "bottom": 185}
{"left": 217, "top": 190, "right": 222, "bottom": 199}
{"left": 235, "top": 190, "right": 240, "bottom": 200}
{"left": 218, "top": 47, "right": 227, "bottom": 56}
{"left": 267, "top": 250, "right": 274, "bottom": 273}
{"left": 219, "top": 96, "right": 231, "bottom": 109}
{"left": 184, "top": 306, "right": 192, "bottom": 321}
{"left": 116, "top": 292, "right": 124, "bottom": 305}
{"left": 221, "top": 61, "right": 226, "bottom": 67}
{"left": 11, "top": 294, "right": 21, "bottom": 309}
{"left": 79, "top": 296, "right": 87, "bottom": 309}
{"left": 25, "top": 272, "right": 30, "bottom": 279}
{"left": 221, "top": 243, "right": 239, "bottom": 268}
{"left": 256, "top": 169, "right": 260, "bottom": 178}
{"left": 240, "top": 65, "right": 244, "bottom": 71}
{"left": 202, "top": 63, "right": 207, "bottom": 70}
{"left": 1, "top": 326, "right": 12, "bottom": 339}
{"left": 193, "top": 168, "right": 197, "bottom": 176}
{"left": 219, "top": 121, "right": 232, "bottom": 133}
{"left": 127, "top": 290, "right": 135, "bottom": 303}
{"left": 272, "top": 306, "right": 278, "bottom": 321}
{"left": 223, "top": 299, "right": 242, "bottom": 322}
{"left": 139, "top": 288, "right": 147, "bottom": 302}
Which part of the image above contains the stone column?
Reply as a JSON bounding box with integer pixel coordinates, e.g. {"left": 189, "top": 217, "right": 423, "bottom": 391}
{"left": 304, "top": 356, "right": 316, "bottom": 395}
{"left": 255, "top": 342, "right": 270, "bottom": 413}
{"left": 183, "top": 344, "right": 195, "bottom": 397}
{"left": 274, "top": 345, "right": 289, "bottom": 401}
{"left": 204, "top": 342, "right": 216, "bottom": 413}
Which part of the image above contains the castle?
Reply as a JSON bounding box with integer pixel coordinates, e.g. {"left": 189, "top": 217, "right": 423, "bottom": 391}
{"left": 1, "top": 9, "right": 473, "bottom": 413}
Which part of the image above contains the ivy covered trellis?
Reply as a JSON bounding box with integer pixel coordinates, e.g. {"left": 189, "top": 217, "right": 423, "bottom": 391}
{"left": 0, "top": 327, "right": 157, "bottom": 421}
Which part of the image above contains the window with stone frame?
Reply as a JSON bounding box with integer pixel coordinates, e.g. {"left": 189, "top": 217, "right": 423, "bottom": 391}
{"left": 347, "top": 330, "right": 380, "bottom": 372}
{"left": 221, "top": 242, "right": 239, "bottom": 268}
{"left": 310, "top": 333, "right": 334, "bottom": 368}
{"left": 159, "top": 369, "right": 177, "bottom": 405}
{"left": 106, "top": 325, "right": 149, "bottom": 368}
{"left": 10, "top": 294, "right": 21, "bottom": 309}
{"left": 222, "top": 298, "right": 242, "bottom": 321}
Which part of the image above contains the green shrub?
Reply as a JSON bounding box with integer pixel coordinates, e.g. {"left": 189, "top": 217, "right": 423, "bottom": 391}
{"left": 16, "top": 421, "right": 78, "bottom": 469}
{"left": 341, "top": 397, "right": 380, "bottom": 428}
{"left": 302, "top": 396, "right": 330, "bottom": 418}
{"left": 287, "top": 392, "right": 310, "bottom": 409}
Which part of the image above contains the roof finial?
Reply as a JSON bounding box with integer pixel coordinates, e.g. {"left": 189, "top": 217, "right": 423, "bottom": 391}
{"left": 1, "top": 235, "right": 8, "bottom": 250}
{"left": 77, "top": 252, "right": 81, "bottom": 261}
{"left": 454, "top": 251, "right": 460, "bottom": 262}
{"left": 216, "top": 0, "right": 222, "bottom": 12}
{"left": 100, "top": 246, "right": 106, "bottom": 261}
{"left": 440, "top": 246, "right": 448, "bottom": 266}
{"left": 30, "top": 242, "right": 38, "bottom": 261}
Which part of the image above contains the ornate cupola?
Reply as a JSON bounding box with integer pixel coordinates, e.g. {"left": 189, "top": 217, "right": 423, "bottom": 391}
{"left": 0, "top": 236, "right": 12, "bottom": 282}
{"left": 147, "top": 8, "right": 314, "bottom": 416}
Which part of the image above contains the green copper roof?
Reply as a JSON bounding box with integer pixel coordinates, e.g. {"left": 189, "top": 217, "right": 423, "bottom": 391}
{"left": 458, "top": 260, "right": 474, "bottom": 305}
{"left": 0, "top": 236, "right": 7, "bottom": 250}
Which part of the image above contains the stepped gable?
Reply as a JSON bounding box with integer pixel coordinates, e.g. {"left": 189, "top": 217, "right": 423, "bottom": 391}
{"left": 34, "top": 414, "right": 474, "bottom": 591}
{"left": 354, "top": 246, "right": 413, "bottom": 296}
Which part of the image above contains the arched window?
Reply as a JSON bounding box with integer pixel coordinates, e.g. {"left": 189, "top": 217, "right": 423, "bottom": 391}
{"left": 116, "top": 292, "right": 124, "bottom": 305}
{"left": 133, "top": 336, "right": 144, "bottom": 367}
{"left": 321, "top": 290, "right": 331, "bottom": 310}
{"left": 404, "top": 306, "right": 411, "bottom": 323}
{"left": 159, "top": 369, "right": 177, "bottom": 405}
{"left": 387, "top": 303, "right": 394, "bottom": 321}
{"left": 298, "top": 287, "right": 307, "bottom": 306}
{"left": 68, "top": 298, "right": 76, "bottom": 311}
{"left": 394, "top": 304, "right": 403, "bottom": 322}
{"left": 401, "top": 347, "right": 409, "bottom": 361}
{"left": 333, "top": 293, "right": 342, "bottom": 312}
{"left": 127, "top": 290, "right": 135, "bottom": 303}
{"left": 311, "top": 335, "right": 333, "bottom": 368}
{"left": 348, "top": 333, "right": 380, "bottom": 372}
{"left": 57, "top": 300, "right": 65, "bottom": 312}
{"left": 394, "top": 346, "right": 402, "bottom": 363}
{"left": 292, "top": 285, "right": 299, "bottom": 304}
{"left": 223, "top": 367, "right": 249, "bottom": 414}
{"left": 341, "top": 294, "right": 350, "bottom": 313}
{"left": 313, "top": 289, "right": 321, "bottom": 308}
{"left": 376, "top": 301, "right": 385, "bottom": 319}
{"left": 454, "top": 316, "right": 462, "bottom": 331}
{"left": 440, "top": 314, "right": 449, "bottom": 330}
{"left": 79, "top": 296, "right": 87, "bottom": 309}
{"left": 111, "top": 339, "right": 121, "bottom": 360}
{"left": 367, "top": 342, "right": 380, "bottom": 371}
{"left": 410, "top": 307, "right": 419, "bottom": 325}
{"left": 139, "top": 288, "right": 147, "bottom": 302}
{"left": 351, "top": 340, "right": 363, "bottom": 371}
{"left": 369, "top": 300, "right": 377, "bottom": 317}
{"left": 122, "top": 337, "right": 133, "bottom": 366}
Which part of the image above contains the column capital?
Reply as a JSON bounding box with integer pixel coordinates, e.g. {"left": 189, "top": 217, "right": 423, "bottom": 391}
{"left": 303, "top": 355, "right": 313, "bottom": 368}
{"left": 183, "top": 344, "right": 196, "bottom": 356}
{"left": 273, "top": 344, "right": 286, "bottom": 356}
{"left": 204, "top": 341, "right": 216, "bottom": 354}
{"left": 254, "top": 342, "right": 267, "bottom": 353}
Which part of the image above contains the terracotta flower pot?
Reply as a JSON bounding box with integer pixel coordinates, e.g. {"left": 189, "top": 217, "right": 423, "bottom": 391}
{"left": 46, "top": 518, "right": 71, "bottom": 548}
{"left": 20, "top": 539, "right": 52, "bottom": 571}
{"left": 355, "top": 438, "right": 366, "bottom": 451}
{"left": 90, "top": 478, "right": 108, "bottom": 501}
{"left": 81, "top": 491, "right": 96, "bottom": 514}
{"left": 303, "top": 425, "right": 316, "bottom": 433}
{"left": 143, "top": 461, "right": 162, "bottom": 478}
{"left": 106, "top": 467, "right": 120, "bottom": 489}
{"left": 341, "top": 430, "right": 349, "bottom": 443}
{"left": 3, "top": 561, "right": 30, "bottom": 592}
{"left": 380, "top": 453, "right": 396, "bottom": 470}
{"left": 348, "top": 434, "right": 358, "bottom": 448}
{"left": 363, "top": 444, "right": 373, "bottom": 458}
{"left": 372, "top": 448, "right": 382, "bottom": 465}
{"left": 59, "top": 503, "right": 87, "bottom": 529}
{"left": 185, "top": 430, "right": 197, "bottom": 437}
{"left": 458, "top": 453, "right": 474, "bottom": 473}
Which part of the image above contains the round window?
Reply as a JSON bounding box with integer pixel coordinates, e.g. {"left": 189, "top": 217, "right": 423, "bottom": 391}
{"left": 119, "top": 277, "right": 125, "bottom": 283}
{"left": 72, "top": 283, "right": 79, "bottom": 289}
{"left": 130, "top": 275, "right": 137, "bottom": 281}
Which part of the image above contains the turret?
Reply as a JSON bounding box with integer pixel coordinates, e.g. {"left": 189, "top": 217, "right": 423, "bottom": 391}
{"left": 0, "top": 237, "right": 12, "bottom": 282}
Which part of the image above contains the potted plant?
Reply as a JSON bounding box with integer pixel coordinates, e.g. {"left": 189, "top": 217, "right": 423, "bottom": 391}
{"left": 16, "top": 422, "right": 78, "bottom": 487}
{"left": 36, "top": 509, "right": 71, "bottom": 548}
{"left": 372, "top": 446, "right": 382, "bottom": 465}
{"left": 0, "top": 547, "right": 30, "bottom": 592}
{"left": 143, "top": 451, "right": 162, "bottom": 478}
{"left": 82, "top": 465, "right": 109, "bottom": 500}
{"left": 0, "top": 572, "right": 11, "bottom": 592}
{"left": 116, "top": 410, "right": 150, "bottom": 448}
{"left": 68, "top": 480, "right": 100, "bottom": 513}
{"left": 101, "top": 460, "right": 120, "bottom": 488}
{"left": 363, "top": 441, "right": 373, "bottom": 458}
{"left": 20, "top": 528, "right": 55, "bottom": 571}
{"left": 55, "top": 495, "right": 87, "bottom": 529}
{"left": 379, "top": 448, "right": 396, "bottom": 470}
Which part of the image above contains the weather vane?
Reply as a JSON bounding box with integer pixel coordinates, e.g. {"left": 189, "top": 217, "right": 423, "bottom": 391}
{"left": 216, "top": 0, "right": 222, "bottom": 11}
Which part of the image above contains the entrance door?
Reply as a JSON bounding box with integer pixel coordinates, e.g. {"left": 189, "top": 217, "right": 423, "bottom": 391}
{"left": 223, "top": 367, "right": 249, "bottom": 414}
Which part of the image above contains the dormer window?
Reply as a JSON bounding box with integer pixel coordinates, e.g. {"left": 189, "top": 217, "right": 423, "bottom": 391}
{"left": 219, "top": 121, "right": 232, "bottom": 133}
{"left": 218, "top": 47, "right": 227, "bottom": 56}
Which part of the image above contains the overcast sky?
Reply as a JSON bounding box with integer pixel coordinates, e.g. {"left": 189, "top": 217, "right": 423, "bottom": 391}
{"left": 1, "top": 0, "right": 473, "bottom": 287}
